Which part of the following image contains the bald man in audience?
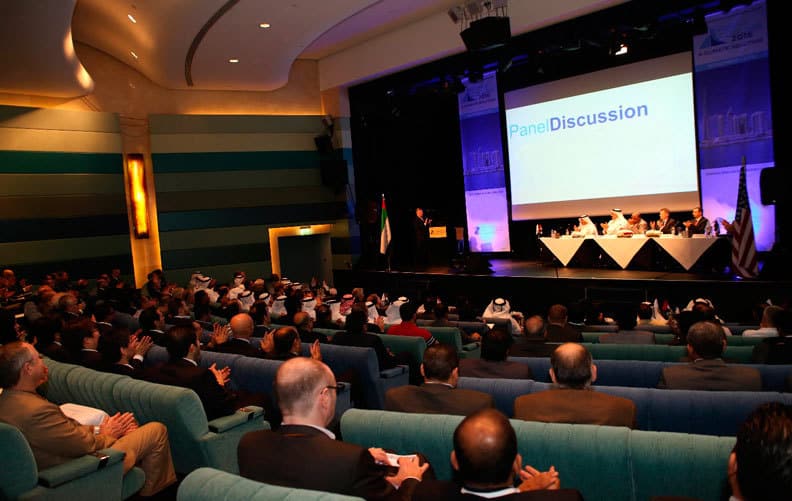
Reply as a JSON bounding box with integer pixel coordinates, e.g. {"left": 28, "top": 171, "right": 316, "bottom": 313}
{"left": 513, "top": 343, "right": 636, "bottom": 428}
{"left": 238, "top": 357, "right": 429, "bottom": 500}
{"left": 205, "top": 313, "right": 266, "bottom": 357}
{"left": 412, "top": 408, "right": 583, "bottom": 500}
{"left": 544, "top": 305, "right": 583, "bottom": 343}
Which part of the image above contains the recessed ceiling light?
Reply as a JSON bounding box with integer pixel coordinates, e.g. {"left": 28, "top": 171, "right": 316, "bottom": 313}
{"left": 130, "top": 50, "right": 138, "bottom": 59}
{"left": 228, "top": 58, "right": 239, "bottom": 63}
{"left": 259, "top": 23, "right": 271, "bottom": 28}
{"left": 127, "top": 14, "right": 137, "bottom": 23}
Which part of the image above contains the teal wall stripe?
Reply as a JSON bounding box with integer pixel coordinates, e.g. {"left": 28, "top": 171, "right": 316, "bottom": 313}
{"left": 154, "top": 169, "right": 321, "bottom": 192}
{"left": 0, "top": 151, "right": 123, "bottom": 173}
{"left": 149, "top": 114, "right": 325, "bottom": 135}
{"left": 0, "top": 173, "right": 125, "bottom": 196}
{"left": 9, "top": 254, "right": 133, "bottom": 283}
{"left": 151, "top": 151, "right": 321, "bottom": 173}
{"left": 158, "top": 202, "right": 346, "bottom": 232}
{"left": 0, "top": 215, "right": 128, "bottom": 243}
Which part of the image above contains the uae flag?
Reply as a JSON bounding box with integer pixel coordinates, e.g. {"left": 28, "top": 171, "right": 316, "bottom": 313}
{"left": 379, "top": 194, "right": 391, "bottom": 254}
{"left": 731, "top": 158, "right": 758, "bottom": 278}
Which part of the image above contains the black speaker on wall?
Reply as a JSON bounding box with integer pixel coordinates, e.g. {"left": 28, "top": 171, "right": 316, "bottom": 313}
{"left": 320, "top": 157, "right": 348, "bottom": 188}
{"left": 460, "top": 16, "right": 511, "bottom": 52}
{"left": 759, "top": 167, "right": 788, "bottom": 205}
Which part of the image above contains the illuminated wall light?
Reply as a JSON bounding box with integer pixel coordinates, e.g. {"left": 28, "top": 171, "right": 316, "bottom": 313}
{"left": 259, "top": 22, "right": 271, "bottom": 28}
{"left": 614, "top": 43, "right": 628, "bottom": 56}
{"left": 130, "top": 50, "right": 138, "bottom": 60}
{"left": 299, "top": 226, "right": 312, "bottom": 235}
{"left": 228, "top": 58, "right": 240, "bottom": 63}
{"left": 126, "top": 154, "right": 150, "bottom": 239}
{"left": 128, "top": 14, "right": 137, "bottom": 23}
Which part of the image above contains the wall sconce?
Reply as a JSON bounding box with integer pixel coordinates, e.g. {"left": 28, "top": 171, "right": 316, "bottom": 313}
{"left": 299, "top": 226, "right": 312, "bottom": 235}
{"left": 126, "top": 153, "right": 150, "bottom": 238}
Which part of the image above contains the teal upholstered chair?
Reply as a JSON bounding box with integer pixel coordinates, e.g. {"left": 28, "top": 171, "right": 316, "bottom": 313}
{"left": 177, "top": 467, "right": 364, "bottom": 501}
{"left": 0, "top": 422, "right": 144, "bottom": 500}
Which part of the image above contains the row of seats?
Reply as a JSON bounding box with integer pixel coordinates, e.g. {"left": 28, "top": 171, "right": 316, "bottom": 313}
{"left": 457, "top": 376, "right": 792, "bottom": 436}
{"left": 509, "top": 356, "right": 792, "bottom": 391}
{"left": 581, "top": 331, "right": 766, "bottom": 345}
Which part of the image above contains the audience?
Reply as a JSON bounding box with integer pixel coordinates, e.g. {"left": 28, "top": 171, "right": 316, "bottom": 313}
{"left": 0, "top": 341, "right": 177, "bottom": 497}
{"left": 751, "top": 308, "right": 792, "bottom": 364}
{"left": 742, "top": 305, "right": 783, "bottom": 337}
{"left": 658, "top": 321, "right": 762, "bottom": 391}
{"left": 544, "top": 305, "right": 583, "bottom": 343}
{"left": 459, "top": 327, "right": 533, "bottom": 380}
{"left": 412, "top": 408, "right": 583, "bottom": 501}
{"left": 238, "top": 357, "right": 430, "bottom": 500}
{"left": 387, "top": 301, "right": 438, "bottom": 346}
{"left": 728, "top": 402, "right": 792, "bottom": 500}
{"left": 385, "top": 343, "right": 494, "bottom": 416}
{"left": 513, "top": 343, "right": 636, "bottom": 428}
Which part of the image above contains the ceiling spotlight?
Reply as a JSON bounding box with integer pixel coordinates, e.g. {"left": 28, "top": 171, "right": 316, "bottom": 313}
{"left": 130, "top": 50, "right": 138, "bottom": 59}
{"left": 614, "top": 43, "right": 628, "bottom": 56}
{"left": 127, "top": 14, "right": 137, "bottom": 23}
{"left": 228, "top": 58, "right": 239, "bottom": 63}
{"left": 258, "top": 22, "right": 271, "bottom": 28}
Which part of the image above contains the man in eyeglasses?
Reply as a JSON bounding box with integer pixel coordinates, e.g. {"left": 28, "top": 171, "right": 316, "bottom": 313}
{"left": 238, "top": 357, "right": 430, "bottom": 500}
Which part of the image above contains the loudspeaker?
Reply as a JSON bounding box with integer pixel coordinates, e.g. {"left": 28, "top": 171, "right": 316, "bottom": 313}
{"left": 314, "top": 135, "right": 333, "bottom": 155}
{"left": 760, "top": 167, "right": 787, "bottom": 205}
{"left": 460, "top": 16, "right": 511, "bottom": 52}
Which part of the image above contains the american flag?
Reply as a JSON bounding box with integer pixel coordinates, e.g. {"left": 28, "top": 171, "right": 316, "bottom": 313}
{"left": 731, "top": 158, "right": 758, "bottom": 278}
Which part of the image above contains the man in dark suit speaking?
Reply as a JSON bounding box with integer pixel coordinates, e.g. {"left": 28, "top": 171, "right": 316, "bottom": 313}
{"left": 413, "top": 207, "right": 431, "bottom": 268}
{"left": 238, "top": 356, "right": 429, "bottom": 500}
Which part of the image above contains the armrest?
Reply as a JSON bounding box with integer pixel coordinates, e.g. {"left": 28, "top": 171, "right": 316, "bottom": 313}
{"left": 380, "top": 366, "right": 407, "bottom": 379}
{"left": 38, "top": 448, "right": 124, "bottom": 488}
{"left": 208, "top": 406, "right": 264, "bottom": 433}
{"left": 461, "top": 342, "right": 480, "bottom": 352}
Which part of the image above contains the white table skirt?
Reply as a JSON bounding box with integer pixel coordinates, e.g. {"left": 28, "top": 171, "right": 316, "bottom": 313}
{"left": 540, "top": 235, "right": 722, "bottom": 270}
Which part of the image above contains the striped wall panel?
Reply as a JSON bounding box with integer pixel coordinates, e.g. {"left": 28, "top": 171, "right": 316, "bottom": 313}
{"left": 0, "top": 105, "right": 131, "bottom": 279}
{"left": 149, "top": 113, "right": 355, "bottom": 280}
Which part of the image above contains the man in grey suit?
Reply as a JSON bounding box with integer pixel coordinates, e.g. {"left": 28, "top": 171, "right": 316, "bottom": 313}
{"left": 658, "top": 321, "right": 762, "bottom": 391}
{"left": 385, "top": 343, "right": 494, "bottom": 416}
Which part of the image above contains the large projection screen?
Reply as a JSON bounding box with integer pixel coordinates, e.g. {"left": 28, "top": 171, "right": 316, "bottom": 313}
{"left": 505, "top": 52, "right": 699, "bottom": 220}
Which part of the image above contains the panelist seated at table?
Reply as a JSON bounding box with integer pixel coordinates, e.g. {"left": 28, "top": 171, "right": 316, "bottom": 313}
{"left": 651, "top": 208, "right": 678, "bottom": 234}
{"left": 626, "top": 212, "right": 648, "bottom": 234}
{"left": 683, "top": 206, "right": 710, "bottom": 236}
{"left": 573, "top": 215, "right": 598, "bottom": 236}
{"left": 600, "top": 208, "right": 628, "bottom": 235}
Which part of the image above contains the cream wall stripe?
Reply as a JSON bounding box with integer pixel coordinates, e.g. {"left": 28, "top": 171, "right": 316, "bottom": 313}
{"left": 159, "top": 225, "right": 271, "bottom": 250}
{"left": 0, "top": 106, "right": 120, "bottom": 133}
{"left": 0, "top": 174, "right": 125, "bottom": 196}
{"left": 149, "top": 115, "right": 324, "bottom": 135}
{"left": 0, "top": 129, "right": 122, "bottom": 153}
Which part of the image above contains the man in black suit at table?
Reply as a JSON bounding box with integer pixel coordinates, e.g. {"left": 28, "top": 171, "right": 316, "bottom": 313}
{"left": 683, "top": 206, "right": 709, "bottom": 235}
{"left": 655, "top": 207, "right": 678, "bottom": 234}
{"left": 238, "top": 356, "right": 430, "bottom": 500}
{"left": 412, "top": 408, "right": 583, "bottom": 501}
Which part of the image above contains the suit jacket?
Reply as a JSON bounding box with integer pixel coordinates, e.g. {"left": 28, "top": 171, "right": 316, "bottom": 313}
{"left": 657, "top": 359, "right": 762, "bottom": 391}
{"left": 298, "top": 328, "right": 329, "bottom": 344}
{"left": 139, "top": 358, "right": 237, "bottom": 420}
{"left": 385, "top": 382, "right": 494, "bottom": 416}
{"left": 509, "top": 337, "right": 559, "bottom": 358}
{"left": 103, "top": 358, "right": 143, "bottom": 377}
{"left": 513, "top": 388, "right": 637, "bottom": 428}
{"left": 207, "top": 338, "right": 264, "bottom": 358}
{"left": 332, "top": 331, "right": 397, "bottom": 370}
{"left": 238, "top": 424, "right": 417, "bottom": 500}
{"left": 0, "top": 389, "right": 115, "bottom": 470}
{"left": 78, "top": 349, "right": 104, "bottom": 370}
{"left": 658, "top": 218, "right": 678, "bottom": 234}
{"left": 688, "top": 217, "right": 709, "bottom": 235}
{"left": 413, "top": 480, "right": 583, "bottom": 501}
{"left": 459, "top": 358, "right": 533, "bottom": 380}
{"left": 545, "top": 324, "right": 583, "bottom": 343}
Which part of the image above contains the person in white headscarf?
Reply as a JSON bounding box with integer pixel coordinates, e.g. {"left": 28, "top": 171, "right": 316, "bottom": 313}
{"left": 270, "top": 295, "right": 288, "bottom": 323}
{"left": 301, "top": 295, "right": 317, "bottom": 321}
{"left": 385, "top": 296, "right": 409, "bottom": 325}
{"left": 326, "top": 298, "right": 344, "bottom": 325}
{"left": 238, "top": 290, "right": 255, "bottom": 313}
{"left": 575, "top": 215, "right": 598, "bottom": 236}
{"left": 193, "top": 274, "right": 220, "bottom": 303}
{"left": 366, "top": 300, "right": 381, "bottom": 326}
{"left": 227, "top": 271, "right": 247, "bottom": 300}
{"left": 482, "top": 297, "right": 523, "bottom": 335}
{"left": 600, "top": 209, "right": 628, "bottom": 235}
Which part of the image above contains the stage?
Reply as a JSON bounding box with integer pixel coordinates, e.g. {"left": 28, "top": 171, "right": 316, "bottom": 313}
{"left": 333, "top": 256, "right": 791, "bottom": 324}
